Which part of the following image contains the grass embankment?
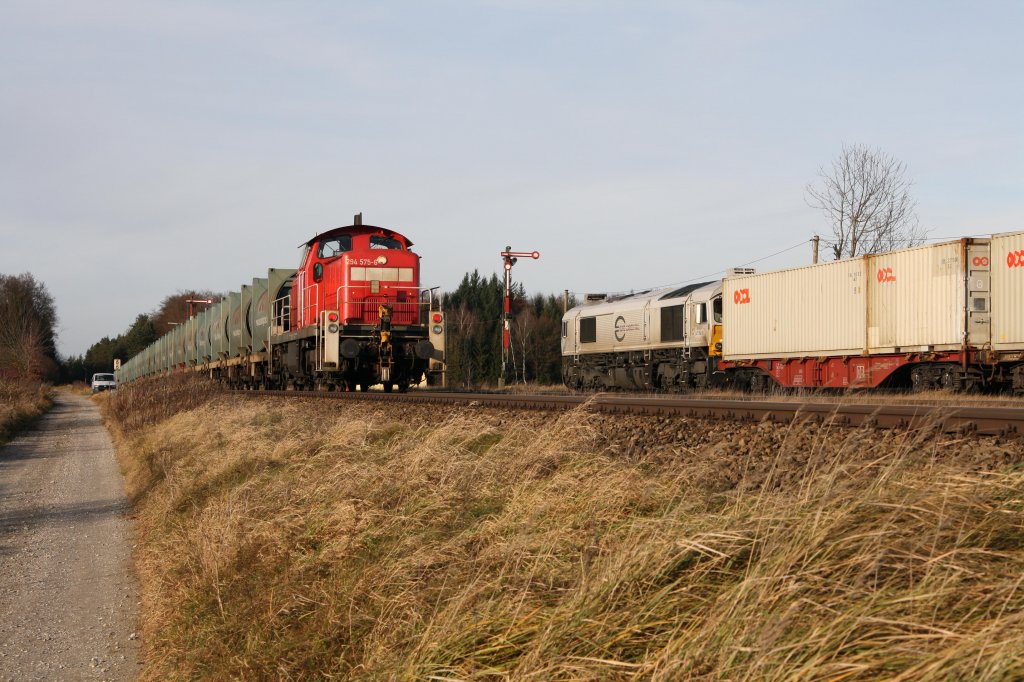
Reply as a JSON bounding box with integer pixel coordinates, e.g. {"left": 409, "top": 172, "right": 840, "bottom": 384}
{"left": 0, "top": 378, "right": 51, "bottom": 445}
{"left": 105, "top": 377, "right": 1024, "bottom": 680}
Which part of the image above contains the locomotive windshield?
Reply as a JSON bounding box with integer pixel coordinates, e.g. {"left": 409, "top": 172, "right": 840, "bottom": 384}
{"left": 318, "top": 235, "right": 352, "bottom": 258}
{"left": 370, "top": 235, "right": 403, "bottom": 250}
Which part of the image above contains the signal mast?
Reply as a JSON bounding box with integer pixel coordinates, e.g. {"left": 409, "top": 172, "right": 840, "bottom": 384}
{"left": 499, "top": 246, "right": 540, "bottom": 388}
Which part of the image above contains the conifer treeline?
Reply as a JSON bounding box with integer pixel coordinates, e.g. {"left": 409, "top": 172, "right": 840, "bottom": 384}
{"left": 440, "top": 270, "right": 573, "bottom": 387}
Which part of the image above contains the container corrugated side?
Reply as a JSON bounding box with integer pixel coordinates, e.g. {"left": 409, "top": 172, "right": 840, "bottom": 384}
{"left": 866, "top": 240, "right": 965, "bottom": 352}
{"left": 186, "top": 315, "right": 199, "bottom": 366}
{"left": 723, "top": 258, "right": 867, "bottom": 360}
{"left": 173, "top": 324, "right": 185, "bottom": 367}
{"left": 239, "top": 284, "right": 253, "bottom": 353}
{"left": 196, "top": 309, "right": 210, "bottom": 362}
{"left": 227, "top": 291, "right": 242, "bottom": 358}
{"left": 250, "top": 277, "right": 271, "bottom": 352}
{"left": 209, "top": 301, "right": 226, "bottom": 359}
{"left": 991, "top": 231, "right": 1024, "bottom": 350}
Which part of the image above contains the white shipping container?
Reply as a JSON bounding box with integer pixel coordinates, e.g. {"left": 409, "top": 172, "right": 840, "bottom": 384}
{"left": 865, "top": 240, "right": 968, "bottom": 352}
{"left": 724, "top": 240, "right": 978, "bottom": 361}
{"left": 723, "top": 258, "right": 866, "bottom": 359}
{"left": 991, "top": 231, "right": 1024, "bottom": 350}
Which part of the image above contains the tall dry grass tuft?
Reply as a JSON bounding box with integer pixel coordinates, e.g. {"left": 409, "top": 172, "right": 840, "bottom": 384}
{"left": 105, "top": 373, "right": 221, "bottom": 432}
{"left": 105, "top": 393, "right": 1024, "bottom": 680}
{"left": 0, "top": 377, "right": 51, "bottom": 444}
{"left": 102, "top": 374, "right": 221, "bottom": 504}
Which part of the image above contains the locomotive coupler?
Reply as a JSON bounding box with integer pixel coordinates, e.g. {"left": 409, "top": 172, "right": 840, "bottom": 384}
{"left": 378, "top": 304, "right": 394, "bottom": 379}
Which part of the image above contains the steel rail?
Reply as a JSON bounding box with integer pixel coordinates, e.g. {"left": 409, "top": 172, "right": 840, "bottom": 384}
{"left": 242, "top": 390, "right": 1024, "bottom": 438}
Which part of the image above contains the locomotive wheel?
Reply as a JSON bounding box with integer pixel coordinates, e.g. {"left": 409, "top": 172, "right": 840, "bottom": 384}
{"left": 359, "top": 383, "right": 370, "bottom": 392}
{"left": 346, "top": 381, "right": 357, "bottom": 392}
{"left": 398, "top": 381, "right": 410, "bottom": 393}
{"left": 382, "top": 383, "right": 393, "bottom": 393}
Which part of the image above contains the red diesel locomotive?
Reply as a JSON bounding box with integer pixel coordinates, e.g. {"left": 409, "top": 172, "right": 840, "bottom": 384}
{"left": 271, "top": 215, "right": 437, "bottom": 392}
{"left": 113, "top": 215, "right": 441, "bottom": 391}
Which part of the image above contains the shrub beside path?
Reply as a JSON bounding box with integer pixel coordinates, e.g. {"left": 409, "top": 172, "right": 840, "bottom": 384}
{"left": 0, "top": 392, "right": 139, "bottom": 680}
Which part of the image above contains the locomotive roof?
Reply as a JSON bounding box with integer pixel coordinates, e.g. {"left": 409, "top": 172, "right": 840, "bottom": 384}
{"left": 300, "top": 223, "right": 414, "bottom": 248}
{"left": 567, "top": 280, "right": 721, "bottom": 317}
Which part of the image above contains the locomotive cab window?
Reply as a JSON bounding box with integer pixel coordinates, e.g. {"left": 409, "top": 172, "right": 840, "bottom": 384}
{"left": 580, "top": 317, "right": 597, "bottom": 343}
{"left": 370, "top": 235, "right": 403, "bottom": 250}
{"left": 318, "top": 235, "right": 352, "bottom": 258}
{"left": 713, "top": 297, "right": 722, "bottom": 323}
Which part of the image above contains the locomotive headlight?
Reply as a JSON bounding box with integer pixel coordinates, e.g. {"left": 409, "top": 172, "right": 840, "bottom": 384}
{"left": 328, "top": 323, "right": 340, "bottom": 334}
{"left": 432, "top": 325, "right": 443, "bottom": 335}
{"left": 715, "top": 342, "right": 722, "bottom": 351}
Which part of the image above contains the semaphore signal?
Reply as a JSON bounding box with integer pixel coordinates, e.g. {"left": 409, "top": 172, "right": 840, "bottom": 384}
{"left": 499, "top": 247, "right": 540, "bottom": 388}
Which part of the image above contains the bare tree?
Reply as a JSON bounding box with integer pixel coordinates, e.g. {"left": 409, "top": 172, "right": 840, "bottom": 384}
{"left": 0, "top": 273, "right": 59, "bottom": 380}
{"left": 151, "top": 289, "right": 220, "bottom": 335}
{"left": 805, "top": 145, "right": 925, "bottom": 259}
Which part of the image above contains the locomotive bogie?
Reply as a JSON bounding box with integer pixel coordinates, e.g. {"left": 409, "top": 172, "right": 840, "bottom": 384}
{"left": 562, "top": 347, "right": 713, "bottom": 391}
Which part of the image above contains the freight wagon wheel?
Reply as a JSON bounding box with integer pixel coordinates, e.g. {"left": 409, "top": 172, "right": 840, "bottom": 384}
{"left": 382, "top": 383, "right": 393, "bottom": 393}
{"left": 359, "top": 383, "right": 370, "bottom": 392}
{"left": 397, "top": 381, "right": 410, "bottom": 393}
{"left": 346, "top": 380, "right": 356, "bottom": 392}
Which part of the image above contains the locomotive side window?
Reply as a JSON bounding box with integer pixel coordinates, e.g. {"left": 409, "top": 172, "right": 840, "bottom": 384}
{"left": 370, "top": 235, "right": 403, "bottom": 250}
{"left": 318, "top": 236, "right": 352, "bottom": 258}
{"left": 562, "top": 321, "right": 568, "bottom": 338}
{"left": 713, "top": 297, "right": 722, "bottom": 323}
{"left": 697, "top": 303, "right": 707, "bottom": 324}
{"left": 580, "top": 317, "right": 597, "bottom": 343}
{"left": 661, "top": 305, "right": 685, "bottom": 342}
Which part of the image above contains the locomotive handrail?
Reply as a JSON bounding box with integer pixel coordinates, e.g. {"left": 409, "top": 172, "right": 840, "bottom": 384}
{"left": 271, "top": 295, "right": 291, "bottom": 335}
{"left": 334, "top": 285, "right": 432, "bottom": 325}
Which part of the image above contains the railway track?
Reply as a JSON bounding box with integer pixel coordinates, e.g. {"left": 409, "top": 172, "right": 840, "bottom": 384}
{"left": 245, "top": 390, "right": 1024, "bottom": 438}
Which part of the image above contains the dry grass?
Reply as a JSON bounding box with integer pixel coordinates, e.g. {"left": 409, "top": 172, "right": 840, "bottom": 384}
{"left": 103, "top": 379, "right": 1024, "bottom": 680}
{"left": 0, "top": 377, "right": 51, "bottom": 444}
{"left": 105, "top": 373, "right": 222, "bottom": 432}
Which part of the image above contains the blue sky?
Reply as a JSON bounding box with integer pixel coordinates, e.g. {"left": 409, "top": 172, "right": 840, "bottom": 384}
{"left": 1, "top": 0, "right": 1022, "bottom": 356}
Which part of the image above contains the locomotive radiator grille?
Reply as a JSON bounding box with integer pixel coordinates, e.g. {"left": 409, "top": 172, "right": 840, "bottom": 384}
{"left": 360, "top": 297, "right": 419, "bottom": 325}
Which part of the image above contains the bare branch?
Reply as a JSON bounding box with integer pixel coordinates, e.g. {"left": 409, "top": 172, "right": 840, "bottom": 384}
{"left": 805, "top": 145, "right": 924, "bottom": 259}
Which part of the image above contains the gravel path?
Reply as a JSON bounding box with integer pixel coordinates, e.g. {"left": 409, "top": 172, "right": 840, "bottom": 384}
{"left": 0, "top": 393, "right": 139, "bottom": 681}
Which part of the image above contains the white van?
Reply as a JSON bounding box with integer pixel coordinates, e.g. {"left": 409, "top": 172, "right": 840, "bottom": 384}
{"left": 91, "top": 373, "right": 117, "bottom": 393}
